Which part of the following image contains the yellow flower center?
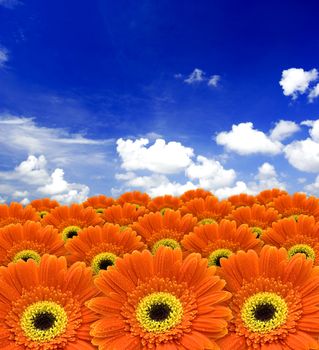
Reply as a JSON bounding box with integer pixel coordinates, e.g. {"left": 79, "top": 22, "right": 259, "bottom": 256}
{"left": 152, "top": 238, "right": 181, "bottom": 254}
{"left": 136, "top": 292, "right": 183, "bottom": 333}
{"left": 252, "top": 226, "right": 263, "bottom": 238}
{"left": 39, "top": 211, "right": 48, "bottom": 219}
{"left": 91, "top": 252, "right": 117, "bottom": 274}
{"left": 208, "top": 248, "right": 232, "bottom": 267}
{"left": 241, "top": 292, "right": 288, "bottom": 333}
{"left": 95, "top": 208, "right": 104, "bottom": 214}
{"left": 13, "top": 249, "right": 41, "bottom": 264}
{"left": 198, "top": 218, "right": 216, "bottom": 225}
{"left": 20, "top": 301, "right": 68, "bottom": 342}
{"left": 288, "top": 244, "right": 315, "bottom": 261}
{"left": 61, "top": 226, "right": 81, "bottom": 241}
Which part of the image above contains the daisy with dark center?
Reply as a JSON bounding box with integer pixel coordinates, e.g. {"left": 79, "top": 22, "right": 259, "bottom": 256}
{"left": 180, "top": 188, "right": 213, "bottom": 202}
{"left": 0, "top": 202, "right": 39, "bottom": 228}
{"left": 227, "top": 193, "right": 257, "bottom": 208}
{"left": 262, "top": 214, "right": 319, "bottom": 265}
{"left": 181, "top": 219, "right": 263, "bottom": 267}
{"left": 180, "top": 195, "right": 233, "bottom": 225}
{"left": 273, "top": 192, "right": 319, "bottom": 220}
{"left": 65, "top": 223, "right": 146, "bottom": 273}
{"left": 0, "top": 254, "right": 100, "bottom": 349}
{"left": 0, "top": 221, "right": 65, "bottom": 266}
{"left": 218, "top": 245, "right": 319, "bottom": 349}
{"left": 82, "top": 194, "right": 115, "bottom": 214}
{"left": 117, "top": 190, "right": 151, "bottom": 208}
{"left": 227, "top": 204, "right": 280, "bottom": 238}
{"left": 101, "top": 203, "right": 148, "bottom": 230}
{"left": 132, "top": 209, "right": 197, "bottom": 253}
{"left": 30, "top": 198, "right": 60, "bottom": 219}
{"left": 147, "top": 194, "right": 182, "bottom": 213}
{"left": 256, "top": 188, "right": 288, "bottom": 207}
{"left": 42, "top": 204, "right": 103, "bottom": 241}
{"left": 88, "top": 247, "right": 232, "bottom": 349}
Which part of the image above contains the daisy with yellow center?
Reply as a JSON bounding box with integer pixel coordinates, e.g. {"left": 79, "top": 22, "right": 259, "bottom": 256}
{"left": 218, "top": 246, "right": 319, "bottom": 349}
{"left": 0, "top": 202, "right": 39, "bottom": 228}
{"left": 88, "top": 247, "right": 232, "bottom": 349}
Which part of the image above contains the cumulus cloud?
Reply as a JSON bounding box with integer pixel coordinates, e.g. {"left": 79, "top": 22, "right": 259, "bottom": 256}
{"left": 216, "top": 122, "right": 282, "bottom": 155}
{"left": 279, "top": 68, "right": 318, "bottom": 100}
{"left": 214, "top": 181, "right": 252, "bottom": 198}
{"left": 116, "top": 138, "right": 194, "bottom": 174}
{"left": 207, "top": 75, "right": 220, "bottom": 87}
{"left": 304, "top": 176, "right": 319, "bottom": 195}
{"left": 185, "top": 155, "right": 236, "bottom": 189}
{"left": 250, "top": 162, "right": 286, "bottom": 191}
{"left": 0, "top": 47, "right": 9, "bottom": 67}
{"left": 184, "top": 68, "right": 205, "bottom": 84}
{"left": 308, "top": 83, "right": 319, "bottom": 102}
{"left": 269, "top": 120, "right": 300, "bottom": 141}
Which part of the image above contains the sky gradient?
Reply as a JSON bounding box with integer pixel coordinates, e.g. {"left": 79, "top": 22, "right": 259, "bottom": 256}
{"left": 1, "top": 0, "right": 319, "bottom": 204}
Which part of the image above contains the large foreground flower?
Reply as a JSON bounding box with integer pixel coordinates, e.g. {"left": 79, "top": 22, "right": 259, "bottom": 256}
{"left": 182, "top": 220, "right": 263, "bottom": 267}
{"left": 218, "top": 245, "right": 319, "bottom": 349}
{"left": 0, "top": 203, "right": 39, "bottom": 228}
{"left": 65, "top": 223, "right": 146, "bottom": 273}
{"left": 0, "top": 254, "right": 99, "bottom": 349}
{"left": 0, "top": 221, "right": 65, "bottom": 266}
{"left": 42, "top": 204, "right": 103, "bottom": 241}
{"left": 88, "top": 247, "right": 232, "bottom": 349}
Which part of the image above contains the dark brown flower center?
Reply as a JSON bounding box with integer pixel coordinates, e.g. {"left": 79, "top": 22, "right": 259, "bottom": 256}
{"left": 33, "top": 311, "right": 56, "bottom": 330}
{"left": 254, "top": 303, "right": 276, "bottom": 321}
{"left": 148, "top": 303, "right": 171, "bottom": 321}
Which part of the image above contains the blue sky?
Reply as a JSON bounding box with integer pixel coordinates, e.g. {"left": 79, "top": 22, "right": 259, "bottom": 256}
{"left": 1, "top": 0, "right": 319, "bottom": 204}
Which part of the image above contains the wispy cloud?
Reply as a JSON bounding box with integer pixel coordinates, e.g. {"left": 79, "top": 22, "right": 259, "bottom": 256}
{"left": 0, "top": 47, "right": 9, "bottom": 67}
{"left": 0, "top": 0, "right": 21, "bottom": 9}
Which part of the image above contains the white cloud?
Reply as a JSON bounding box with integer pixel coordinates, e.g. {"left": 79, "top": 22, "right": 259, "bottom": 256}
{"left": 0, "top": 47, "right": 9, "bottom": 67}
{"left": 186, "top": 155, "right": 236, "bottom": 189}
{"left": 304, "top": 176, "right": 319, "bottom": 195}
{"left": 12, "top": 190, "right": 28, "bottom": 198}
{"left": 116, "top": 138, "right": 194, "bottom": 174}
{"left": 207, "top": 75, "right": 220, "bottom": 87}
{"left": 184, "top": 68, "right": 205, "bottom": 84}
{"left": 20, "top": 198, "right": 30, "bottom": 206}
{"left": 279, "top": 68, "right": 318, "bottom": 99}
{"left": 308, "top": 83, "right": 319, "bottom": 102}
{"left": 251, "top": 162, "right": 286, "bottom": 191}
{"left": 269, "top": 120, "right": 300, "bottom": 141}
{"left": 214, "top": 181, "right": 252, "bottom": 198}
{"left": 216, "top": 122, "right": 282, "bottom": 155}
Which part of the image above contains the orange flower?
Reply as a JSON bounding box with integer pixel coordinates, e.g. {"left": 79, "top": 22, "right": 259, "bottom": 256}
{"left": 65, "top": 223, "right": 146, "bottom": 273}
{"left": 117, "top": 190, "right": 151, "bottom": 207}
{"left": 30, "top": 198, "right": 60, "bottom": 218}
{"left": 0, "top": 254, "right": 99, "bottom": 349}
{"left": 82, "top": 194, "right": 115, "bottom": 214}
{"left": 147, "top": 194, "right": 182, "bottom": 213}
{"left": 218, "top": 246, "right": 319, "bottom": 349}
{"left": 132, "top": 210, "right": 197, "bottom": 252}
{"left": 273, "top": 192, "right": 319, "bottom": 219}
{"left": 182, "top": 220, "right": 263, "bottom": 266}
{"left": 180, "top": 195, "right": 232, "bottom": 224}
{"left": 263, "top": 215, "right": 319, "bottom": 265}
{"left": 256, "top": 188, "right": 288, "bottom": 207}
{"left": 101, "top": 203, "right": 148, "bottom": 228}
{"left": 227, "top": 193, "right": 257, "bottom": 208}
{"left": 227, "top": 204, "right": 280, "bottom": 238}
{"left": 0, "top": 221, "right": 65, "bottom": 266}
{"left": 42, "top": 204, "right": 103, "bottom": 241}
{"left": 88, "top": 247, "right": 232, "bottom": 349}
{"left": 0, "top": 202, "right": 39, "bottom": 228}
{"left": 180, "top": 188, "right": 213, "bottom": 202}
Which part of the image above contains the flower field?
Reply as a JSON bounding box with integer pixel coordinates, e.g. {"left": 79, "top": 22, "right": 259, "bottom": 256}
{"left": 1, "top": 189, "right": 319, "bottom": 349}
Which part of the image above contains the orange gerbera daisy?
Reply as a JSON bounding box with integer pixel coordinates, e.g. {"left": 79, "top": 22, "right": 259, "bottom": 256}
{"left": 65, "top": 223, "right": 146, "bottom": 273}
{"left": 0, "top": 202, "right": 39, "bottom": 228}
{"left": 0, "top": 254, "right": 99, "bottom": 349}
{"left": 227, "top": 193, "right": 257, "bottom": 208}
{"left": 0, "top": 221, "right": 65, "bottom": 266}
{"left": 42, "top": 204, "right": 103, "bottom": 241}
{"left": 218, "top": 245, "right": 319, "bottom": 349}
{"left": 101, "top": 203, "right": 148, "bottom": 229}
{"left": 132, "top": 210, "right": 197, "bottom": 253}
{"left": 180, "top": 188, "right": 213, "bottom": 202}
{"left": 182, "top": 220, "right": 263, "bottom": 266}
{"left": 256, "top": 188, "right": 288, "bottom": 207}
{"left": 88, "top": 247, "right": 232, "bottom": 349}
{"left": 82, "top": 194, "right": 115, "bottom": 214}
{"left": 263, "top": 215, "right": 319, "bottom": 265}
{"left": 273, "top": 192, "right": 319, "bottom": 220}
{"left": 227, "top": 204, "right": 280, "bottom": 238}
{"left": 117, "top": 191, "right": 151, "bottom": 207}
{"left": 147, "top": 194, "right": 182, "bottom": 213}
{"left": 30, "top": 198, "right": 60, "bottom": 219}
{"left": 180, "top": 195, "right": 232, "bottom": 224}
